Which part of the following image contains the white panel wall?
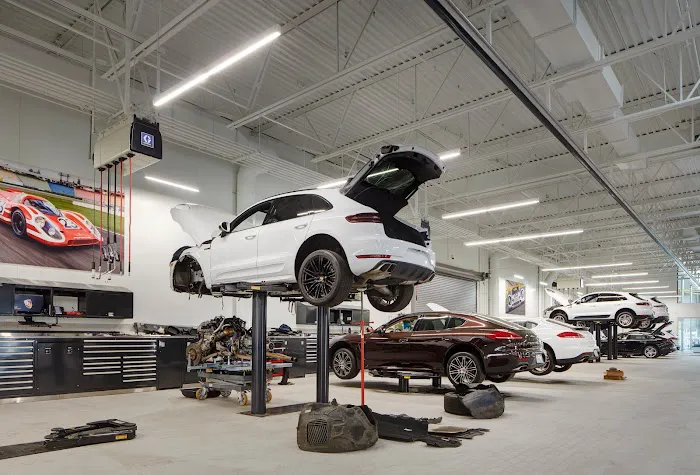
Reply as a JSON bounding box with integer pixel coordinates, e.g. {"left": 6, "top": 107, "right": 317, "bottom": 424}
{"left": 0, "top": 88, "right": 236, "bottom": 327}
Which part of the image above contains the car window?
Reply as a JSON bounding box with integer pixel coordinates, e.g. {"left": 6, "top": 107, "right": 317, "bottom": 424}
{"left": 384, "top": 316, "right": 418, "bottom": 333}
{"left": 414, "top": 316, "right": 449, "bottom": 331}
{"left": 446, "top": 317, "right": 466, "bottom": 328}
{"left": 580, "top": 294, "right": 598, "bottom": 303}
{"left": 597, "top": 295, "right": 623, "bottom": 302}
{"left": 230, "top": 201, "right": 272, "bottom": 233}
{"left": 363, "top": 159, "right": 417, "bottom": 196}
{"left": 27, "top": 198, "right": 60, "bottom": 216}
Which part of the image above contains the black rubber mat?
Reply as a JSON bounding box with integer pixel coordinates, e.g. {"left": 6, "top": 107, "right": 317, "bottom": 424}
{"left": 0, "top": 442, "right": 51, "bottom": 460}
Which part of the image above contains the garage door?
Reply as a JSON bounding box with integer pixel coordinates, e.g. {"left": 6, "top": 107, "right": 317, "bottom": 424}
{"left": 413, "top": 273, "right": 477, "bottom": 313}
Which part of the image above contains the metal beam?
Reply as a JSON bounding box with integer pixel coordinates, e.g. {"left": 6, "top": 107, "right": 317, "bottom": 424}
{"left": 102, "top": 0, "right": 219, "bottom": 80}
{"left": 0, "top": 24, "right": 92, "bottom": 66}
{"left": 228, "top": 0, "right": 507, "bottom": 130}
{"left": 48, "top": 0, "right": 145, "bottom": 42}
{"left": 313, "top": 19, "right": 700, "bottom": 162}
{"left": 423, "top": 0, "right": 700, "bottom": 287}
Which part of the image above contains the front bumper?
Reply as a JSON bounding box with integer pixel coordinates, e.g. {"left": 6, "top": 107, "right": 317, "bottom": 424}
{"left": 361, "top": 260, "right": 434, "bottom": 285}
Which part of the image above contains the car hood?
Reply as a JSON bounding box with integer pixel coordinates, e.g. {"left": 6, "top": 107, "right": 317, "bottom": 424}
{"left": 545, "top": 288, "right": 572, "bottom": 306}
{"left": 170, "top": 203, "right": 236, "bottom": 246}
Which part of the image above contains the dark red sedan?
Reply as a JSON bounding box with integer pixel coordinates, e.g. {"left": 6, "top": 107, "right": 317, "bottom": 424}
{"left": 330, "top": 312, "right": 544, "bottom": 385}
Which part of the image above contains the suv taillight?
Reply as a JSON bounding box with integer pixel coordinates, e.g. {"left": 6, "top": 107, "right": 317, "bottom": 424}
{"left": 486, "top": 330, "right": 523, "bottom": 340}
{"left": 557, "top": 331, "right": 584, "bottom": 338}
{"left": 346, "top": 213, "right": 382, "bottom": 223}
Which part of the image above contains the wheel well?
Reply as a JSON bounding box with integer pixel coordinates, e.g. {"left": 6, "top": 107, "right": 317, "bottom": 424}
{"left": 542, "top": 342, "right": 554, "bottom": 359}
{"left": 294, "top": 234, "right": 348, "bottom": 278}
{"left": 330, "top": 341, "right": 357, "bottom": 360}
{"left": 551, "top": 309, "right": 567, "bottom": 318}
{"left": 616, "top": 308, "right": 636, "bottom": 316}
{"left": 443, "top": 343, "right": 483, "bottom": 373}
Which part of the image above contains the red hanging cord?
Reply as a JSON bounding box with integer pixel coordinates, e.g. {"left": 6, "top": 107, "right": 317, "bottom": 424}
{"left": 99, "top": 168, "right": 103, "bottom": 273}
{"left": 119, "top": 160, "right": 124, "bottom": 272}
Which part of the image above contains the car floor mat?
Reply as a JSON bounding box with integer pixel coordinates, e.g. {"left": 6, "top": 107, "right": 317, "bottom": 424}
{"left": 428, "top": 426, "right": 489, "bottom": 439}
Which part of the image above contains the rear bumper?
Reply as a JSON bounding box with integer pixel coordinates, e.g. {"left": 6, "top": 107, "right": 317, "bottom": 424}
{"left": 360, "top": 260, "right": 435, "bottom": 285}
{"left": 652, "top": 315, "right": 670, "bottom": 324}
{"left": 484, "top": 350, "right": 545, "bottom": 375}
{"left": 557, "top": 351, "right": 596, "bottom": 365}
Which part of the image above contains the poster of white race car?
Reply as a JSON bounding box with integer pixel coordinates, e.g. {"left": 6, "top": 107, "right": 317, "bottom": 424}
{"left": 506, "top": 280, "right": 526, "bottom": 315}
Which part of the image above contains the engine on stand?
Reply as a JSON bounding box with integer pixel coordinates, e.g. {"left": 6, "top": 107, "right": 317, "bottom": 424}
{"left": 186, "top": 316, "right": 292, "bottom": 365}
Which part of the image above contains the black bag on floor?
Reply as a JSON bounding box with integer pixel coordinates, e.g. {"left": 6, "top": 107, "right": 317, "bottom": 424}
{"left": 444, "top": 384, "right": 505, "bottom": 419}
{"left": 297, "top": 399, "right": 378, "bottom": 453}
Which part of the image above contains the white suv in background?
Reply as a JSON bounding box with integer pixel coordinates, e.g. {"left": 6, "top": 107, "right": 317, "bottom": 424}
{"left": 170, "top": 145, "right": 444, "bottom": 312}
{"left": 544, "top": 289, "right": 654, "bottom": 329}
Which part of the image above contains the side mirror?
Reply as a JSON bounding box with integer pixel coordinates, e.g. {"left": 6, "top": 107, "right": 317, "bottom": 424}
{"left": 219, "top": 221, "right": 232, "bottom": 234}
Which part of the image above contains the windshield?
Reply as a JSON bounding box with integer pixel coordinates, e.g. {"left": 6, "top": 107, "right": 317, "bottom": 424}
{"left": 27, "top": 199, "right": 60, "bottom": 216}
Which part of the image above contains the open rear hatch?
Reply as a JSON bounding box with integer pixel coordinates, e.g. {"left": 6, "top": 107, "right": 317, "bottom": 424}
{"left": 341, "top": 144, "right": 444, "bottom": 246}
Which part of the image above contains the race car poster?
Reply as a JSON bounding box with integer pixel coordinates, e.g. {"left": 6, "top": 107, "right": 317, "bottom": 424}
{"left": 505, "top": 280, "right": 526, "bottom": 315}
{"left": 0, "top": 158, "right": 124, "bottom": 272}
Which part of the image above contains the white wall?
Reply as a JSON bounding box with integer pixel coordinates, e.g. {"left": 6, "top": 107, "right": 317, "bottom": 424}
{"left": 0, "top": 88, "right": 237, "bottom": 327}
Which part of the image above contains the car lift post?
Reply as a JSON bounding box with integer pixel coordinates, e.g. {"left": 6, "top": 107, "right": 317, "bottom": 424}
{"left": 316, "top": 306, "right": 330, "bottom": 403}
{"left": 612, "top": 323, "right": 618, "bottom": 359}
{"left": 251, "top": 291, "right": 267, "bottom": 415}
{"left": 606, "top": 323, "right": 614, "bottom": 361}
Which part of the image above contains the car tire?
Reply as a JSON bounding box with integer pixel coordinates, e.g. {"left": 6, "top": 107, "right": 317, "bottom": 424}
{"left": 552, "top": 364, "right": 572, "bottom": 373}
{"left": 530, "top": 346, "right": 555, "bottom": 376}
{"left": 11, "top": 209, "right": 28, "bottom": 238}
{"left": 637, "top": 318, "right": 653, "bottom": 331}
{"left": 615, "top": 310, "right": 635, "bottom": 328}
{"left": 297, "top": 249, "right": 353, "bottom": 308}
{"left": 550, "top": 311, "right": 568, "bottom": 324}
{"left": 332, "top": 347, "right": 359, "bottom": 380}
{"left": 487, "top": 373, "right": 514, "bottom": 383}
{"left": 446, "top": 351, "right": 485, "bottom": 386}
{"left": 367, "top": 285, "right": 414, "bottom": 313}
{"left": 643, "top": 345, "right": 659, "bottom": 359}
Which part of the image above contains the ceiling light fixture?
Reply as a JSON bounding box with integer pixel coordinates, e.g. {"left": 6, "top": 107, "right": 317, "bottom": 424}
{"left": 514, "top": 274, "right": 524, "bottom": 279}
{"left": 438, "top": 149, "right": 461, "bottom": 160}
{"left": 317, "top": 178, "right": 349, "bottom": 189}
{"left": 648, "top": 295, "right": 680, "bottom": 298}
{"left": 587, "top": 280, "right": 659, "bottom": 286}
{"left": 539, "top": 281, "right": 548, "bottom": 286}
{"left": 639, "top": 291, "right": 678, "bottom": 295}
{"left": 623, "top": 286, "right": 670, "bottom": 290}
{"left": 592, "top": 272, "right": 648, "bottom": 279}
{"left": 153, "top": 28, "right": 281, "bottom": 107}
{"left": 464, "top": 229, "right": 583, "bottom": 247}
{"left": 442, "top": 198, "right": 539, "bottom": 220}
{"left": 145, "top": 176, "right": 199, "bottom": 193}
{"left": 542, "top": 262, "right": 633, "bottom": 272}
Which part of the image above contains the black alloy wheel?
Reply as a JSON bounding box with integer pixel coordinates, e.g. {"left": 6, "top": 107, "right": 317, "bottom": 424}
{"left": 446, "top": 351, "right": 485, "bottom": 386}
{"left": 643, "top": 345, "right": 659, "bottom": 359}
{"left": 11, "top": 209, "right": 27, "bottom": 238}
{"left": 366, "top": 285, "right": 414, "bottom": 312}
{"left": 297, "top": 249, "right": 353, "bottom": 308}
{"left": 331, "top": 348, "right": 359, "bottom": 380}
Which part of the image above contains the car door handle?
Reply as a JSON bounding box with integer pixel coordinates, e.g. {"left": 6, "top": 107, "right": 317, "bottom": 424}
{"left": 245, "top": 235, "right": 256, "bottom": 240}
{"left": 399, "top": 338, "right": 409, "bottom": 343}
{"left": 294, "top": 224, "right": 308, "bottom": 229}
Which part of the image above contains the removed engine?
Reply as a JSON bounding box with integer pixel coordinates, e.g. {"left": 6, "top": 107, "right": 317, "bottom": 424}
{"left": 186, "top": 316, "right": 292, "bottom": 365}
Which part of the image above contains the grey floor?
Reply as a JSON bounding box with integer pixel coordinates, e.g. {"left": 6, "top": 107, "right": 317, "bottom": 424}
{"left": 2, "top": 354, "right": 699, "bottom": 474}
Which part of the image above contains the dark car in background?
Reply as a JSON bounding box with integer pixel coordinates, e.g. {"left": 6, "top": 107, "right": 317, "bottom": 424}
{"left": 329, "top": 312, "right": 544, "bottom": 386}
{"left": 600, "top": 331, "right": 675, "bottom": 358}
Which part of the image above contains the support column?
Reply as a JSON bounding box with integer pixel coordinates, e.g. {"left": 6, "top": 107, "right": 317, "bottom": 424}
{"left": 316, "top": 306, "right": 330, "bottom": 403}
{"left": 612, "top": 324, "right": 618, "bottom": 360}
{"left": 607, "top": 323, "right": 613, "bottom": 361}
{"left": 251, "top": 291, "right": 267, "bottom": 415}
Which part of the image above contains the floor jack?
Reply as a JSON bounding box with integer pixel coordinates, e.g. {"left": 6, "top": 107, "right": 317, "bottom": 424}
{"left": 0, "top": 419, "right": 137, "bottom": 460}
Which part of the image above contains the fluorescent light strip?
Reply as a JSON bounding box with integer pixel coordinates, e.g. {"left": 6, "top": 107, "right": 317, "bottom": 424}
{"left": 367, "top": 168, "right": 398, "bottom": 178}
{"left": 587, "top": 280, "right": 659, "bottom": 286}
{"left": 317, "top": 178, "right": 349, "bottom": 189}
{"left": 639, "top": 291, "right": 679, "bottom": 295}
{"left": 623, "top": 286, "right": 670, "bottom": 290}
{"left": 513, "top": 274, "right": 524, "bottom": 279}
{"left": 464, "top": 229, "right": 582, "bottom": 247}
{"left": 145, "top": 176, "right": 199, "bottom": 193}
{"left": 646, "top": 295, "right": 680, "bottom": 298}
{"left": 542, "top": 262, "right": 633, "bottom": 272}
{"left": 539, "top": 281, "right": 548, "bottom": 286}
{"left": 153, "top": 29, "right": 281, "bottom": 107}
{"left": 438, "top": 150, "right": 461, "bottom": 160}
{"left": 592, "top": 272, "right": 648, "bottom": 279}
{"left": 442, "top": 199, "right": 539, "bottom": 220}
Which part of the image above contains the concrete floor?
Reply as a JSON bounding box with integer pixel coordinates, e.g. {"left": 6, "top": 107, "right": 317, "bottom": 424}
{"left": 2, "top": 354, "right": 699, "bottom": 474}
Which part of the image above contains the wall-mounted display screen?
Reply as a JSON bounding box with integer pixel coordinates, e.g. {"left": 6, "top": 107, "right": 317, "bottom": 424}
{"left": 14, "top": 293, "right": 45, "bottom": 315}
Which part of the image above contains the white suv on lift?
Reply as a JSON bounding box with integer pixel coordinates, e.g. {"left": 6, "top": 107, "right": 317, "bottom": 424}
{"left": 544, "top": 289, "right": 654, "bottom": 329}
{"left": 169, "top": 145, "right": 444, "bottom": 312}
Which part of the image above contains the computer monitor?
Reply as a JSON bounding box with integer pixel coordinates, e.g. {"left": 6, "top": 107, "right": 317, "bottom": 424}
{"left": 14, "top": 294, "right": 45, "bottom": 315}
